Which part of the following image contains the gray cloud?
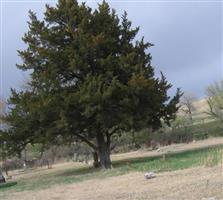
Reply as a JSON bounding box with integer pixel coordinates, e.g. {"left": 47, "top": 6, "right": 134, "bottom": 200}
{"left": 1, "top": 1, "right": 222, "bottom": 99}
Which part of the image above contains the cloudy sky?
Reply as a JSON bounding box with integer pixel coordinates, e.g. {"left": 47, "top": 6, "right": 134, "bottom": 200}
{"left": 0, "top": 0, "right": 222, "bottom": 100}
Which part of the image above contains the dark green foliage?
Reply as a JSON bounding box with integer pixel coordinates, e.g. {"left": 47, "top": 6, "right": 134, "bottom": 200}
{"left": 0, "top": 0, "right": 181, "bottom": 168}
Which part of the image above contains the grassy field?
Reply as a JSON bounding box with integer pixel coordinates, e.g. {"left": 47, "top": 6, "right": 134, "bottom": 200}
{"left": 0, "top": 143, "right": 222, "bottom": 196}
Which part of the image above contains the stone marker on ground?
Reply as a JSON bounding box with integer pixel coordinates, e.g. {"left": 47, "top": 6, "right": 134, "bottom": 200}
{"left": 144, "top": 172, "right": 156, "bottom": 179}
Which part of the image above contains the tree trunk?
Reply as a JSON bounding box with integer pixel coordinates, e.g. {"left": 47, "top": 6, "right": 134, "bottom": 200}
{"left": 96, "top": 133, "right": 112, "bottom": 169}
{"left": 92, "top": 151, "right": 100, "bottom": 168}
{"left": 98, "top": 147, "right": 111, "bottom": 169}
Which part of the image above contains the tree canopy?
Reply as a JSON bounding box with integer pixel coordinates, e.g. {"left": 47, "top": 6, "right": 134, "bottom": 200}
{"left": 0, "top": 0, "right": 181, "bottom": 168}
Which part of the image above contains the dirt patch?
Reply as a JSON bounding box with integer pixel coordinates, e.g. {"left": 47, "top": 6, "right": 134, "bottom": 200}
{"left": 2, "top": 165, "right": 223, "bottom": 200}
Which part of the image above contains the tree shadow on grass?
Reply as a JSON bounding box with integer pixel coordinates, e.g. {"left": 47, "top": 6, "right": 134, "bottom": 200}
{"left": 57, "top": 156, "right": 161, "bottom": 178}
{"left": 57, "top": 165, "right": 99, "bottom": 177}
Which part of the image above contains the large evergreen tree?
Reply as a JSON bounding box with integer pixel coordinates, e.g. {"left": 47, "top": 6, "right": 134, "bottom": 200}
{"left": 1, "top": 0, "right": 181, "bottom": 168}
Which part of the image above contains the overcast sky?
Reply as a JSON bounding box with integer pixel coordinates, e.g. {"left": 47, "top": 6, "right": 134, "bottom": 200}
{"left": 0, "top": 0, "right": 222, "bottom": 100}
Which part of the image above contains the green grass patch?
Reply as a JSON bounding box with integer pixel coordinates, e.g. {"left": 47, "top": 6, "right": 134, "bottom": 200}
{"left": 0, "top": 145, "right": 222, "bottom": 193}
{"left": 0, "top": 182, "right": 17, "bottom": 189}
{"left": 112, "top": 145, "right": 223, "bottom": 172}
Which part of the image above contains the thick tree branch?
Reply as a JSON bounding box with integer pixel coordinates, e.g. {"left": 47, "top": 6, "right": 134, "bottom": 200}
{"left": 75, "top": 133, "right": 97, "bottom": 150}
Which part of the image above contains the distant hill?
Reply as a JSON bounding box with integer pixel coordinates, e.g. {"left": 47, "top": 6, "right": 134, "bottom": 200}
{"left": 193, "top": 98, "right": 209, "bottom": 114}
{"left": 178, "top": 98, "right": 213, "bottom": 124}
{"left": 0, "top": 100, "right": 5, "bottom": 113}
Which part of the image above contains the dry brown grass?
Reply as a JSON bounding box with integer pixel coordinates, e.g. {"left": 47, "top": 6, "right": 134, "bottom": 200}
{"left": 1, "top": 137, "right": 223, "bottom": 200}
{"left": 3, "top": 165, "right": 223, "bottom": 200}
